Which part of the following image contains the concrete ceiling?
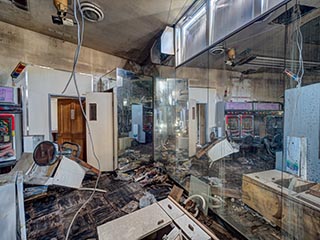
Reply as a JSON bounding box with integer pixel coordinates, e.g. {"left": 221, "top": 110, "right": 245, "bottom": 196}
{"left": 0, "top": 0, "right": 194, "bottom": 63}
{"left": 183, "top": 0, "right": 320, "bottom": 75}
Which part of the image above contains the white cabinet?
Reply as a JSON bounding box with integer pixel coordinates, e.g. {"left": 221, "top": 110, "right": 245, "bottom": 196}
{"left": 97, "top": 203, "right": 171, "bottom": 240}
{"left": 98, "top": 198, "right": 214, "bottom": 240}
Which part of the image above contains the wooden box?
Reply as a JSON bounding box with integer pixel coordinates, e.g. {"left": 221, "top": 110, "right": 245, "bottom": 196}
{"left": 242, "top": 170, "right": 320, "bottom": 239}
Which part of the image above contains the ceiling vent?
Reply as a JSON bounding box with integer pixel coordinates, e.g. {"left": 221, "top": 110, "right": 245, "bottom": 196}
{"left": 11, "top": 0, "right": 29, "bottom": 11}
{"left": 80, "top": 1, "right": 104, "bottom": 22}
{"left": 209, "top": 45, "right": 225, "bottom": 55}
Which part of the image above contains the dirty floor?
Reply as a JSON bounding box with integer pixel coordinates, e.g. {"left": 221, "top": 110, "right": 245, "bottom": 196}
{"left": 24, "top": 164, "right": 172, "bottom": 240}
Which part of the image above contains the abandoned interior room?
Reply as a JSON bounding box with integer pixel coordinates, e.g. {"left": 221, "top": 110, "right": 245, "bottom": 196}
{"left": 0, "top": 0, "right": 320, "bottom": 239}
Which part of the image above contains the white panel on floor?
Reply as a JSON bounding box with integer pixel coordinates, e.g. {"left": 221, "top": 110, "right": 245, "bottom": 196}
{"left": 97, "top": 203, "right": 172, "bottom": 240}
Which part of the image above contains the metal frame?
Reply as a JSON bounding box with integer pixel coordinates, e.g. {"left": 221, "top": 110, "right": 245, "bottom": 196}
{"left": 16, "top": 172, "right": 27, "bottom": 240}
{"left": 175, "top": 0, "right": 290, "bottom": 67}
{"left": 0, "top": 172, "right": 27, "bottom": 240}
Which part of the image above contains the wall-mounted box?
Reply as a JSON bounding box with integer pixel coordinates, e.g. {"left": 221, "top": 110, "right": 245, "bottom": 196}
{"left": 23, "top": 135, "right": 44, "bottom": 153}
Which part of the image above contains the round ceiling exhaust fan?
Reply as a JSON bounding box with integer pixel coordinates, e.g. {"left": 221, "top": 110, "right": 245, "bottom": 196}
{"left": 52, "top": 0, "right": 104, "bottom": 26}
{"left": 80, "top": 1, "right": 104, "bottom": 22}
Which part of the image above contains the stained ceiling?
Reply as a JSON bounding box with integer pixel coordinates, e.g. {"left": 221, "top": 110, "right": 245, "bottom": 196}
{"left": 0, "top": 0, "right": 194, "bottom": 63}
{"left": 182, "top": 0, "right": 320, "bottom": 75}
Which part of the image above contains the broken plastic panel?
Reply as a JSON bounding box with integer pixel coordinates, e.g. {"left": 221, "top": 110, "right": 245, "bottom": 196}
{"left": 189, "top": 175, "right": 210, "bottom": 215}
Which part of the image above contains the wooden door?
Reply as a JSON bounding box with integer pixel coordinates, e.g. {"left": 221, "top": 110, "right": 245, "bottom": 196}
{"left": 57, "top": 99, "right": 86, "bottom": 160}
{"left": 197, "top": 103, "right": 206, "bottom": 146}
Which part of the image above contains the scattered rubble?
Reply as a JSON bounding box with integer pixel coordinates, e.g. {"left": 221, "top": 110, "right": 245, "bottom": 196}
{"left": 121, "top": 200, "right": 139, "bottom": 214}
{"left": 139, "top": 192, "right": 157, "bottom": 208}
{"left": 20, "top": 138, "right": 281, "bottom": 240}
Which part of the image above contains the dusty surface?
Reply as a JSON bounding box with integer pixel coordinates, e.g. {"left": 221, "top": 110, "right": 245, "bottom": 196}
{"left": 157, "top": 136, "right": 283, "bottom": 239}
{"left": 24, "top": 144, "right": 281, "bottom": 240}
{"left": 24, "top": 161, "right": 240, "bottom": 240}
{"left": 25, "top": 174, "right": 143, "bottom": 239}
{"left": 24, "top": 162, "right": 173, "bottom": 240}
{"left": 0, "top": 0, "right": 194, "bottom": 63}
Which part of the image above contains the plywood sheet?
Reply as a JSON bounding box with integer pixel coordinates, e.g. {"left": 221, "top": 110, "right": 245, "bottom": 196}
{"left": 309, "top": 184, "right": 320, "bottom": 198}
{"left": 169, "top": 185, "right": 184, "bottom": 202}
{"left": 242, "top": 170, "right": 320, "bottom": 239}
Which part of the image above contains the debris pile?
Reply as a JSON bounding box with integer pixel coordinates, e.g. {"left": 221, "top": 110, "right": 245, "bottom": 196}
{"left": 118, "top": 149, "right": 152, "bottom": 171}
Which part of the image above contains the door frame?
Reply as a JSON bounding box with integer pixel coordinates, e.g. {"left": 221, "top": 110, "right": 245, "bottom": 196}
{"left": 48, "top": 94, "right": 85, "bottom": 142}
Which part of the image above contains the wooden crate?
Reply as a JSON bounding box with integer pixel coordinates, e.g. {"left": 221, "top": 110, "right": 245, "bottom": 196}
{"left": 242, "top": 170, "right": 320, "bottom": 239}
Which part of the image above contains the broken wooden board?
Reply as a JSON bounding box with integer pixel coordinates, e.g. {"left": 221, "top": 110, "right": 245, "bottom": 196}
{"left": 242, "top": 170, "right": 320, "bottom": 239}
{"left": 24, "top": 186, "right": 48, "bottom": 202}
{"left": 211, "top": 186, "right": 241, "bottom": 199}
{"left": 10, "top": 153, "right": 34, "bottom": 174}
{"left": 195, "top": 139, "right": 221, "bottom": 159}
{"left": 169, "top": 185, "right": 184, "bottom": 202}
{"left": 309, "top": 184, "right": 320, "bottom": 198}
{"left": 45, "top": 157, "right": 86, "bottom": 188}
{"left": 21, "top": 156, "right": 86, "bottom": 189}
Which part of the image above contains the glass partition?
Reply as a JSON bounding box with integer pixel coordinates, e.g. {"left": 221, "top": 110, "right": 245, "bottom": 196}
{"left": 175, "top": 0, "right": 208, "bottom": 65}
{"left": 280, "top": 1, "right": 320, "bottom": 239}
{"left": 157, "top": 0, "right": 320, "bottom": 239}
{"left": 103, "top": 68, "right": 153, "bottom": 169}
{"left": 209, "top": 0, "right": 255, "bottom": 43}
{"left": 209, "top": 0, "right": 284, "bottom": 44}
{"left": 154, "top": 77, "right": 189, "bottom": 183}
{"left": 176, "top": 0, "right": 287, "bottom": 66}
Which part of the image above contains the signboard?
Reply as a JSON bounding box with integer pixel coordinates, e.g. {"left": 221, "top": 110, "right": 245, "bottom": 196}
{"left": 0, "top": 87, "right": 14, "bottom": 103}
{"left": 225, "top": 102, "right": 253, "bottom": 110}
{"left": 254, "top": 102, "right": 281, "bottom": 111}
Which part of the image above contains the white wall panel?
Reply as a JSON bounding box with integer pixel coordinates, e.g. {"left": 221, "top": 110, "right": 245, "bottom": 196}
{"left": 17, "top": 65, "right": 93, "bottom": 140}
{"left": 86, "top": 92, "right": 114, "bottom": 172}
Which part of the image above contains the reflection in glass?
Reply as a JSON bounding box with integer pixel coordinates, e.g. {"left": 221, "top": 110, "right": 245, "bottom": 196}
{"left": 158, "top": 0, "right": 320, "bottom": 239}
{"left": 175, "top": 1, "right": 208, "bottom": 65}
{"left": 102, "top": 68, "right": 153, "bottom": 170}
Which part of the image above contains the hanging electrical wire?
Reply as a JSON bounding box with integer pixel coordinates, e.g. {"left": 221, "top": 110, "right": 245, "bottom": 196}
{"left": 287, "top": 1, "right": 305, "bottom": 165}
{"left": 283, "top": 2, "right": 305, "bottom": 88}
{"left": 60, "top": 0, "right": 84, "bottom": 95}
{"left": 295, "top": 3, "right": 304, "bottom": 88}
{"left": 63, "top": 0, "right": 102, "bottom": 239}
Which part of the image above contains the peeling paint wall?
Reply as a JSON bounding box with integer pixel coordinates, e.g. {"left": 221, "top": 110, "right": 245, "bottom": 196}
{"left": 0, "top": 21, "right": 127, "bottom": 85}
{"left": 208, "top": 70, "right": 285, "bottom": 102}
{"left": 174, "top": 67, "right": 285, "bottom": 102}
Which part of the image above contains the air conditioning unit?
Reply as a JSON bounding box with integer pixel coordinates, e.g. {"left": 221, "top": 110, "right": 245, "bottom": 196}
{"left": 150, "top": 27, "right": 175, "bottom": 66}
